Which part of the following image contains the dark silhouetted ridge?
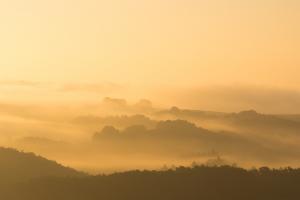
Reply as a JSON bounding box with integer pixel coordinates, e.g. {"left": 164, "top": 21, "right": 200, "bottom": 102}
{"left": 6, "top": 165, "right": 300, "bottom": 200}
{"left": 0, "top": 147, "right": 85, "bottom": 184}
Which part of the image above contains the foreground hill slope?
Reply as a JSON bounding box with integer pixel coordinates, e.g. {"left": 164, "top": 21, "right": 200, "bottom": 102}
{"left": 6, "top": 166, "right": 300, "bottom": 200}
{"left": 1, "top": 147, "right": 300, "bottom": 200}
{"left": 0, "top": 147, "right": 85, "bottom": 184}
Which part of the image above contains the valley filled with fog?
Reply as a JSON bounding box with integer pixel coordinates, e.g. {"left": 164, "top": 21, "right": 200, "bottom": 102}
{"left": 1, "top": 98, "right": 300, "bottom": 173}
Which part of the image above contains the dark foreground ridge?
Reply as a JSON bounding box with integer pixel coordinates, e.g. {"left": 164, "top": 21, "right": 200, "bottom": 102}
{"left": 0, "top": 147, "right": 85, "bottom": 184}
{"left": 3, "top": 164, "right": 300, "bottom": 200}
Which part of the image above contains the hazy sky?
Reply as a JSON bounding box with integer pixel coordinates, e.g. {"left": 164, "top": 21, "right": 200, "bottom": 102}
{"left": 0, "top": 0, "right": 300, "bottom": 108}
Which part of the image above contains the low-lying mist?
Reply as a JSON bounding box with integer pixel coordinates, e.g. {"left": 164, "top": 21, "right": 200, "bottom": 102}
{"left": 1, "top": 98, "right": 300, "bottom": 174}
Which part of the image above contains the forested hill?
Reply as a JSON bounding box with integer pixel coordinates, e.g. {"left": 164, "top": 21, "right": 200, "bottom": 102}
{"left": 0, "top": 147, "right": 85, "bottom": 184}
{"left": 5, "top": 165, "right": 300, "bottom": 200}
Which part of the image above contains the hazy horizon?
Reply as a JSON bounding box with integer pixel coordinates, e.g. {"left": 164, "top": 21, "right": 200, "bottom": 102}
{"left": 1, "top": 1, "right": 300, "bottom": 199}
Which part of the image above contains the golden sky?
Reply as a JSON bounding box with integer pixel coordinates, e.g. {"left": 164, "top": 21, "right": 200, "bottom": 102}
{"left": 0, "top": 0, "right": 299, "bottom": 105}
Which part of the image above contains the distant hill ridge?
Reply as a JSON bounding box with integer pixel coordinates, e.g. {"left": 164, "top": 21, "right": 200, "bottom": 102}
{"left": 156, "top": 108, "right": 300, "bottom": 136}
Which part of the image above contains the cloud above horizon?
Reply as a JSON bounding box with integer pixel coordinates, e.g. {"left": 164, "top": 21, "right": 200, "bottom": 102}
{"left": 0, "top": 80, "right": 41, "bottom": 87}
{"left": 59, "top": 82, "right": 123, "bottom": 94}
